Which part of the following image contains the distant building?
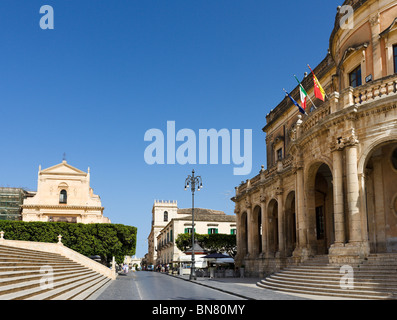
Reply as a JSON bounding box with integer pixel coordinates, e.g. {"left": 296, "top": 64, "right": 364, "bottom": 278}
{"left": 156, "top": 209, "right": 236, "bottom": 266}
{"left": 0, "top": 188, "right": 34, "bottom": 221}
{"left": 147, "top": 200, "right": 179, "bottom": 265}
{"left": 21, "top": 161, "right": 110, "bottom": 224}
{"left": 147, "top": 200, "right": 236, "bottom": 266}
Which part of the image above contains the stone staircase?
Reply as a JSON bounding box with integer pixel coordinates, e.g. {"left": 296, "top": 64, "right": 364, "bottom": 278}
{"left": 257, "top": 254, "right": 397, "bottom": 300}
{"left": 0, "top": 244, "right": 112, "bottom": 300}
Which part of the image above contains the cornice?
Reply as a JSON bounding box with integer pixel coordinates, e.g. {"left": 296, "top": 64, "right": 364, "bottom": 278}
{"left": 22, "top": 204, "right": 104, "bottom": 210}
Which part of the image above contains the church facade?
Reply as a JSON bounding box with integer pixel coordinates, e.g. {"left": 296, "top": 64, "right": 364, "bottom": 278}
{"left": 21, "top": 161, "right": 110, "bottom": 224}
{"left": 232, "top": 0, "right": 397, "bottom": 277}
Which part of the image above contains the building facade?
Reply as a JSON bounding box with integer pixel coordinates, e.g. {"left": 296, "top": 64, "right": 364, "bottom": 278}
{"left": 232, "top": 0, "right": 397, "bottom": 277}
{"left": 156, "top": 208, "right": 236, "bottom": 266}
{"left": 21, "top": 161, "right": 110, "bottom": 224}
{"left": 147, "top": 200, "right": 236, "bottom": 266}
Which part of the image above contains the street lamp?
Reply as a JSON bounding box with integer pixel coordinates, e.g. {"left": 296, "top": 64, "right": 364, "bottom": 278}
{"left": 184, "top": 169, "right": 203, "bottom": 281}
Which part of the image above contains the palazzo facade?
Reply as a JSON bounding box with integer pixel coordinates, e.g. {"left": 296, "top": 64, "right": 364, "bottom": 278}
{"left": 232, "top": 0, "right": 397, "bottom": 277}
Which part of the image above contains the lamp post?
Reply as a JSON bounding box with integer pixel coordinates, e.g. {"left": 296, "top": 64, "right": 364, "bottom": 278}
{"left": 184, "top": 169, "right": 203, "bottom": 281}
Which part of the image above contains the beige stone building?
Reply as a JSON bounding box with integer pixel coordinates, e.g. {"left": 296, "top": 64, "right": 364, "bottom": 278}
{"left": 22, "top": 161, "right": 110, "bottom": 224}
{"left": 232, "top": 0, "right": 397, "bottom": 277}
{"left": 147, "top": 200, "right": 236, "bottom": 266}
{"left": 156, "top": 208, "right": 236, "bottom": 266}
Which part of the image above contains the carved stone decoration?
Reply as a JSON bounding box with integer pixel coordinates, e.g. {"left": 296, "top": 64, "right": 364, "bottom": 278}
{"left": 245, "top": 197, "right": 252, "bottom": 209}
{"left": 260, "top": 193, "right": 267, "bottom": 203}
{"left": 369, "top": 12, "right": 380, "bottom": 26}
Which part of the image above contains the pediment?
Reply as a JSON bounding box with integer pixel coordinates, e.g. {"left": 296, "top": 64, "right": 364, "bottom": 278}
{"left": 40, "top": 161, "right": 87, "bottom": 176}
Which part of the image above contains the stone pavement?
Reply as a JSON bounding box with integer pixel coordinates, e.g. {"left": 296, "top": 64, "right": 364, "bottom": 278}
{"left": 166, "top": 273, "right": 310, "bottom": 300}
{"left": 90, "top": 271, "right": 312, "bottom": 300}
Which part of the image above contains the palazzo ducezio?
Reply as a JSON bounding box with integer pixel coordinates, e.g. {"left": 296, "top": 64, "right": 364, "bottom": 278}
{"left": 232, "top": 0, "right": 397, "bottom": 277}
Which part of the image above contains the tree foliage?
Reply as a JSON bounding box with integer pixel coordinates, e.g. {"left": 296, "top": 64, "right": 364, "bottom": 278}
{"left": 0, "top": 221, "right": 137, "bottom": 264}
{"left": 175, "top": 233, "right": 236, "bottom": 257}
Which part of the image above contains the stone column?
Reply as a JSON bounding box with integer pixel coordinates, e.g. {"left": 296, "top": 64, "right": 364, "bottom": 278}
{"left": 370, "top": 13, "right": 382, "bottom": 80}
{"left": 332, "top": 149, "right": 345, "bottom": 244}
{"left": 296, "top": 167, "right": 307, "bottom": 248}
{"left": 277, "top": 189, "right": 285, "bottom": 257}
{"left": 260, "top": 195, "right": 268, "bottom": 256}
{"left": 247, "top": 205, "right": 254, "bottom": 256}
{"left": 346, "top": 145, "right": 362, "bottom": 243}
{"left": 235, "top": 205, "right": 243, "bottom": 260}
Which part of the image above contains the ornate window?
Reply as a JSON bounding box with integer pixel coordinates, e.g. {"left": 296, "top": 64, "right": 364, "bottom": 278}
{"left": 164, "top": 211, "right": 168, "bottom": 222}
{"left": 59, "top": 190, "right": 67, "bottom": 204}
{"left": 349, "top": 65, "right": 362, "bottom": 88}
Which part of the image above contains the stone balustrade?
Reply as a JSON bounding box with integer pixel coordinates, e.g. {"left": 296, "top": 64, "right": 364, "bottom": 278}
{"left": 353, "top": 74, "right": 397, "bottom": 105}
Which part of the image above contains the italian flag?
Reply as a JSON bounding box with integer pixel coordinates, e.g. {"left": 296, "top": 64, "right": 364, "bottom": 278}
{"left": 294, "top": 75, "right": 307, "bottom": 110}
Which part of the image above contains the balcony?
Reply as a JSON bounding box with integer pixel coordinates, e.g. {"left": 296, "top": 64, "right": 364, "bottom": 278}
{"left": 352, "top": 73, "right": 397, "bottom": 105}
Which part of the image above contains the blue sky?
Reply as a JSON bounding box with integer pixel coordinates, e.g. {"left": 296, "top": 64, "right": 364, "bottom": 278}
{"left": 0, "top": 0, "right": 342, "bottom": 257}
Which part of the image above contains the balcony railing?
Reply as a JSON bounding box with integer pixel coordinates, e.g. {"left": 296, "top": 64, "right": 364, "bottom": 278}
{"left": 353, "top": 74, "right": 397, "bottom": 105}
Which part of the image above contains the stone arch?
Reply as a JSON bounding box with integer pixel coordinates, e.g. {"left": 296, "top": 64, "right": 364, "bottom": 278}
{"left": 362, "top": 139, "right": 397, "bottom": 253}
{"left": 305, "top": 161, "right": 335, "bottom": 255}
{"left": 358, "top": 134, "right": 397, "bottom": 176}
{"left": 285, "top": 191, "right": 296, "bottom": 256}
{"left": 267, "top": 199, "right": 279, "bottom": 254}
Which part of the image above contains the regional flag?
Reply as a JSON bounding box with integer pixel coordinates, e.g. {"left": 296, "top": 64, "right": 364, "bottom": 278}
{"left": 308, "top": 65, "right": 326, "bottom": 101}
{"left": 294, "top": 75, "right": 308, "bottom": 110}
{"left": 283, "top": 88, "right": 306, "bottom": 115}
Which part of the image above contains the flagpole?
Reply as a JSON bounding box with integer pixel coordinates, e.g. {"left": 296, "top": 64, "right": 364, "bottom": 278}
{"left": 283, "top": 88, "right": 308, "bottom": 116}
{"left": 294, "top": 75, "right": 318, "bottom": 110}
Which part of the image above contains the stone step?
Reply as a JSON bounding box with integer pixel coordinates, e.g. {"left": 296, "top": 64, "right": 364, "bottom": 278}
{"left": 263, "top": 277, "right": 395, "bottom": 293}
{"left": 269, "top": 274, "right": 397, "bottom": 289}
{"left": 0, "top": 248, "right": 69, "bottom": 260}
{"left": 257, "top": 254, "right": 397, "bottom": 299}
{"left": 0, "top": 268, "right": 94, "bottom": 287}
{"left": 24, "top": 274, "right": 107, "bottom": 300}
{"left": 0, "top": 244, "right": 113, "bottom": 300}
{"left": 257, "top": 280, "right": 391, "bottom": 300}
{"left": 0, "top": 265, "right": 85, "bottom": 272}
{"left": 52, "top": 277, "right": 111, "bottom": 300}
{"left": 272, "top": 272, "right": 397, "bottom": 283}
{"left": 0, "top": 245, "right": 63, "bottom": 258}
{"left": 0, "top": 257, "right": 75, "bottom": 265}
{"left": 0, "top": 271, "right": 102, "bottom": 300}
{"left": 0, "top": 261, "right": 81, "bottom": 267}
{"left": 0, "top": 269, "right": 98, "bottom": 297}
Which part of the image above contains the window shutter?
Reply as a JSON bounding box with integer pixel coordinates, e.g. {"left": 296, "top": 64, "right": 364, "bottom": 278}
{"left": 215, "top": 228, "right": 218, "bottom": 234}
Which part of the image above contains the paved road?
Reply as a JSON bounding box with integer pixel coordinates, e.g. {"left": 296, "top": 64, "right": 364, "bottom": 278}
{"left": 94, "top": 271, "right": 245, "bottom": 300}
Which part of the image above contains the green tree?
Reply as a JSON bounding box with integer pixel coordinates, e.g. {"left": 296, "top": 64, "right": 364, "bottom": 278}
{"left": 175, "top": 233, "right": 236, "bottom": 257}
{"left": 0, "top": 221, "right": 137, "bottom": 265}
